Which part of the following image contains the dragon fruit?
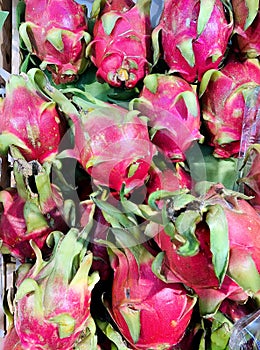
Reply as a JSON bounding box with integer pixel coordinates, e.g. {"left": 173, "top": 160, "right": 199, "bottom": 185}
{"left": 151, "top": 183, "right": 260, "bottom": 315}
{"left": 19, "top": 0, "right": 91, "bottom": 84}
{"left": 24, "top": 70, "right": 155, "bottom": 193}
{"left": 72, "top": 97, "right": 155, "bottom": 193}
{"left": 152, "top": 0, "right": 233, "bottom": 83}
{"left": 120, "top": 159, "right": 192, "bottom": 209}
{"left": 14, "top": 228, "right": 99, "bottom": 350}
{"left": 219, "top": 298, "right": 257, "bottom": 324}
{"left": 0, "top": 158, "right": 68, "bottom": 261}
{"left": 144, "top": 163, "right": 192, "bottom": 207}
{"left": 107, "top": 244, "right": 196, "bottom": 349}
{"left": 0, "top": 187, "right": 52, "bottom": 261}
{"left": 2, "top": 326, "right": 23, "bottom": 350}
{"left": 232, "top": 0, "right": 260, "bottom": 58}
{"left": 238, "top": 144, "right": 260, "bottom": 214}
{"left": 89, "top": 0, "right": 152, "bottom": 88}
{"left": 0, "top": 72, "right": 67, "bottom": 163}
{"left": 131, "top": 73, "right": 203, "bottom": 162}
{"left": 199, "top": 56, "right": 260, "bottom": 158}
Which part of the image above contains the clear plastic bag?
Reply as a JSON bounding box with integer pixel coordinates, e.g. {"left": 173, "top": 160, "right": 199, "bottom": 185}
{"left": 236, "top": 86, "right": 260, "bottom": 193}
{"left": 229, "top": 308, "right": 260, "bottom": 350}
{"left": 229, "top": 86, "right": 260, "bottom": 350}
{"left": 239, "top": 86, "right": 260, "bottom": 158}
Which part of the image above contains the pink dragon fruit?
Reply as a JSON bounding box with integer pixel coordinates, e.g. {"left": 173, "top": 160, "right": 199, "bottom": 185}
{"left": 72, "top": 98, "right": 155, "bottom": 193}
{"left": 89, "top": 0, "right": 152, "bottom": 88}
{"left": 152, "top": 0, "right": 233, "bottom": 83}
{"left": 145, "top": 164, "right": 192, "bottom": 207}
{"left": 0, "top": 188, "right": 51, "bottom": 261}
{"left": 14, "top": 228, "right": 99, "bottom": 350}
{"left": 238, "top": 144, "right": 260, "bottom": 214}
{"left": 121, "top": 160, "right": 192, "bottom": 209}
{"left": 131, "top": 73, "right": 203, "bottom": 162}
{"left": 199, "top": 56, "right": 260, "bottom": 158}
{"left": 219, "top": 298, "right": 257, "bottom": 324}
{"left": 107, "top": 244, "right": 196, "bottom": 349}
{"left": 2, "top": 326, "right": 23, "bottom": 350}
{"left": 232, "top": 0, "right": 260, "bottom": 58}
{"left": 19, "top": 0, "right": 91, "bottom": 84}
{"left": 152, "top": 183, "right": 260, "bottom": 315}
{"left": 0, "top": 158, "right": 68, "bottom": 261}
{"left": 23, "top": 69, "right": 155, "bottom": 194}
{"left": 0, "top": 72, "right": 67, "bottom": 163}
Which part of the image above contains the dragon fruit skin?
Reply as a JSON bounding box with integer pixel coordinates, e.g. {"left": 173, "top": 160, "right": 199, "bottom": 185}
{"left": 126, "top": 160, "right": 192, "bottom": 209}
{"left": 0, "top": 188, "right": 51, "bottom": 261}
{"left": 239, "top": 144, "right": 260, "bottom": 214}
{"left": 153, "top": 183, "right": 260, "bottom": 314}
{"left": 145, "top": 164, "right": 192, "bottom": 208}
{"left": 0, "top": 185, "right": 67, "bottom": 262}
{"left": 152, "top": 0, "right": 233, "bottom": 83}
{"left": 0, "top": 73, "right": 67, "bottom": 163}
{"left": 132, "top": 74, "right": 203, "bottom": 162}
{"left": 0, "top": 156, "right": 68, "bottom": 262}
{"left": 14, "top": 228, "right": 99, "bottom": 350}
{"left": 224, "top": 198, "right": 260, "bottom": 273}
{"left": 90, "top": 0, "right": 152, "bottom": 88}
{"left": 73, "top": 100, "right": 155, "bottom": 193}
{"left": 155, "top": 222, "right": 220, "bottom": 289}
{"left": 2, "top": 326, "right": 23, "bottom": 350}
{"left": 108, "top": 245, "right": 196, "bottom": 349}
{"left": 20, "top": 0, "right": 91, "bottom": 84}
{"left": 236, "top": 14, "right": 260, "bottom": 59}
{"left": 99, "top": 0, "right": 135, "bottom": 13}
{"left": 232, "top": 0, "right": 260, "bottom": 58}
{"left": 199, "top": 57, "right": 260, "bottom": 158}
{"left": 219, "top": 298, "right": 257, "bottom": 324}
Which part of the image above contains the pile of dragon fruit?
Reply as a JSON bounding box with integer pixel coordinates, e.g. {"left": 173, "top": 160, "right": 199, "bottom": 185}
{"left": 0, "top": 0, "right": 260, "bottom": 348}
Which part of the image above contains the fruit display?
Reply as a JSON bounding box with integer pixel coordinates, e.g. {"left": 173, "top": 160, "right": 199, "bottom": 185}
{"left": 0, "top": 0, "right": 259, "bottom": 349}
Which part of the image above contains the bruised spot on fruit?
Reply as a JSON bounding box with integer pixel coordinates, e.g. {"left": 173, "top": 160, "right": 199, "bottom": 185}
{"left": 26, "top": 123, "right": 40, "bottom": 148}
{"left": 171, "top": 320, "right": 177, "bottom": 328}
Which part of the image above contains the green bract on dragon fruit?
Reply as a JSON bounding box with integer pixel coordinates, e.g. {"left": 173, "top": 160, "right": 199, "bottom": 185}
{"left": 0, "top": 72, "right": 67, "bottom": 163}
{"left": 14, "top": 228, "right": 99, "bottom": 350}
{"left": 89, "top": 0, "right": 152, "bottom": 88}
{"left": 107, "top": 244, "right": 196, "bottom": 349}
{"left": 232, "top": 0, "right": 260, "bottom": 58}
{"left": 151, "top": 183, "right": 260, "bottom": 315}
{"left": 131, "top": 73, "right": 203, "bottom": 162}
{"left": 0, "top": 155, "right": 68, "bottom": 261}
{"left": 152, "top": 0, "right": 234, "bottom": 83}
{"left": 19, "top": 0, "right": 91, "bottom": 84}
{"left": 72, "top": 98, "right": 155, "bottom": 193}
{"left": 199, "top": 56, "right": 260, "bottom": 158}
